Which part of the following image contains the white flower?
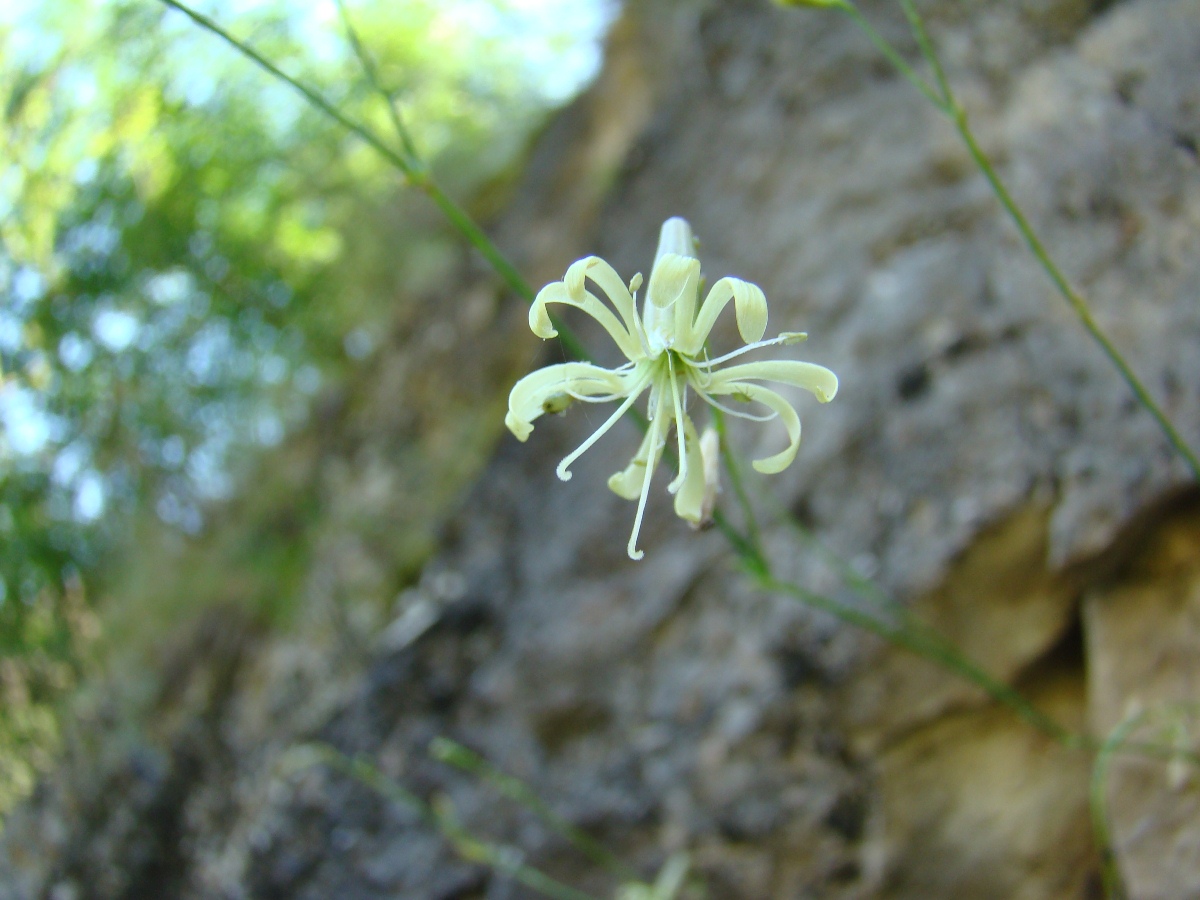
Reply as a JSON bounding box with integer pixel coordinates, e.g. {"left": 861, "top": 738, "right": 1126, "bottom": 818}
{"left": 506, "top": 217, "right": 838, "bottom": 560}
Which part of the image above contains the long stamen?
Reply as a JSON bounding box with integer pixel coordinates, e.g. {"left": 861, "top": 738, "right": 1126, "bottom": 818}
{"left": 566, "top": 391, "right": 635, "bottom": 403}
{"left": 666, "top": 354, "right": 689, "bottom": 494}
{"left": 627, "top": 405, "right": 667, "bottom": 561}
{"left": 691, "top": 332, "right": 807, "bottom": 369}
{"left": 692, "top": 381, "right": 780, "bottom": 422}
{"left": 556, "top": 373, "right": 652, "bottom": 481}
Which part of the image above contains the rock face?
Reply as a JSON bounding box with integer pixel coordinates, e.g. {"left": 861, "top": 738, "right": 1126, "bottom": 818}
{"left": 3, "top": 0, "right": 1199, "bottom": 898}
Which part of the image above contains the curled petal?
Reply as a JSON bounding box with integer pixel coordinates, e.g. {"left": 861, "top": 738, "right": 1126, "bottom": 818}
{"left": 506, "top": 363, "right": 629, "bottom": 441}
{"left": 707, "top": 382, "right": 801, "bottom": 474}
{"left": 563, "top": 257, "right": 644, "bottom": 347}
{"left": 530, "top": 282, "right": 643, "bottom": 360}
{"left": 681, "top": 277, "right": 767, "bottom": 355}
{"left": 706, "top": 359, "right": 839, "bottom": 404}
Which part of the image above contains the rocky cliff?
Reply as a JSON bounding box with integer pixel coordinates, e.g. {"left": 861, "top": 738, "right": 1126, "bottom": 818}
{"left": 3, "top": 0, "right": 1199, "bottom": 897}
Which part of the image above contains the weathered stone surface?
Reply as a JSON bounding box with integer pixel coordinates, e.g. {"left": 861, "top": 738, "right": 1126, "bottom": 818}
{"left": 874, "top": 658, "right": 1094, "bottom": 900}
{"left": 1084, "top": 497, "right": 1200, "bottom": 900}
{"left": 3, "top": 0, "right": 1200, "bottom": 898}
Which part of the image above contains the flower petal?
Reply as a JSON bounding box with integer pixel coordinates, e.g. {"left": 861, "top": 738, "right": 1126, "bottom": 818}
{"left": 671, "top": 414, "right": 708, "bottom": 525}
{"left": 706, "top": 381, "right": 801, "bottom": 474}
{"left": 681, "top": 277, "right": 767, "bottom": 355}
{"left": 506, "top": 362, "right": 629, "bottom": 441}
{"left": 705, "top": 359, "right": 839, "bottom": 403}
{"left": 643, "top": 253, "right": 700, "bottom": 351}
{"left": 563, "top": 257, "right": 645, "bottom": 349}
{"left": 530, "top": 281, "right": 644, "bottom": 361}
{"left": 654, "top": 217, "right": 696, "bottom": 263}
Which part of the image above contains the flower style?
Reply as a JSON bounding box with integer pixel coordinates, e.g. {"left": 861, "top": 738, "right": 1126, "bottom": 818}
{"left": 506, "top": 217, "right": 838, "bottom": 560}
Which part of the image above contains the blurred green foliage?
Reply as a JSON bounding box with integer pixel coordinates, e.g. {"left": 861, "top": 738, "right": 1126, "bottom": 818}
{"left": 0, "top": 0, "right": 607, "bottom": 814}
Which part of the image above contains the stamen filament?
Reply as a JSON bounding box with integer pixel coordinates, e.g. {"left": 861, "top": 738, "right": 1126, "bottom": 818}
{"left": 692, "top": 381, "right": 780, "bottom": 422}
{"left": 556, "top": 372, "right": 652, "bottom": 481}
{"left": 627, "top": 407, "right": 667, "bottom": 560}
{"left": 691, "top": 332, "right": 807, "bottom": 368}
{"left": 666, "top": 354, "right": 689, "bottom": 494}
{"left": 567, "top": 389, "right": 638, "bottom": 403}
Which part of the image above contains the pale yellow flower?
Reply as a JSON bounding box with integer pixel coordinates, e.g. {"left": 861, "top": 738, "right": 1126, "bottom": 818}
{"left": 506, "top": 217, "right": 838, "bottom": 560}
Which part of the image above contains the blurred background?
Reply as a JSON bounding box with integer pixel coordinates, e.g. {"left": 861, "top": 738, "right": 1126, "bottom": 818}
{"left": 0, "top": 0, "right": 612, "bottom": 812}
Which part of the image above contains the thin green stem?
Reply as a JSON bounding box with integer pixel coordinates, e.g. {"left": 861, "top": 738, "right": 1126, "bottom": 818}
{"left": 712, "top": 507, "right": 767, "bottom": 576}
{"left": 429, "top": 737, "right": 639, "bottom": 882}
{"left": 954, "top": 113, "right": 1198, "bottom": 477}
{"left": 828, "top": 0, "right": 946, "bottom": 110}
{"left": 776, "top": 510, "right": 990, "bottom": 663}
{"left": 1089, "top": 712, "right": 1142, "bottom": 900}
{"left": 157, "top": 0, "right": 415, "bottom": 177}
{"left": 895, "top": 0, "right": 951, "bottom": 105}
{"left": 155, "top": 0, "right": 595, "bottom": 361}
{"left": 333, "top": 0, "right": 421, "bottom": 167}
{"left": 757, "top": 573, "right": 1079, "bottom": 745}
{"left": 768, "top": 491, "right": 1071, "bottom": 737}
{"left": 290, "top": 743, "right": 601, "bottom": 900}
{"left": 844, "top": 0, "right": 1200, "bottom": 479}
{"left": 773, "top": 500, "right": 1200, "bottom": 769}
{"left": 435, "top": 802, "right": 602, "bottom": 900}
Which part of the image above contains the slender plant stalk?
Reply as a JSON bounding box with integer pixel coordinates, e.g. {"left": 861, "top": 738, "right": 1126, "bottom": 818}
{"left": 1089, "top": 712, "right": 1145, "bottom": 900}
{"left": 292, "top": 744, "right": 602, "bottom": 900}
{"left": 429, "top": 737, "right": 640, "bottom": 882}
{"left": 333, "top": 0, "right": 422, "bottom": 167}
{"left": 435, "top": 806, "right": 603, "bottom": 900}
{"left": 828, "top": 0, "right": 943, "bottom": 108}
{"left": 829, "top": 0, "right": 1200, "bottom": 478}
{"left": 757, "top": 573, "right": 1079, "bottom": 745}
{"left": 154, "top": 0, "right": 596, "bottom": 362}
{"left": 779, "top": 510, "right": 1018, "bottom": 673}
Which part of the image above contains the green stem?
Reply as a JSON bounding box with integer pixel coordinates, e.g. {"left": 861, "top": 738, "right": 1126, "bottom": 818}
{"left": 429, "top": 737, "right": 639, "bottom": 882}
{"left": 876, "top": 0, "right": 1200, "bottom": 479}
{"left": 333, "top": 0, "right": 422, "bottom": 167}
{"left": 778, "top": 512, "right": 993, "bottom": 667}
{"left": 832, "top": 0, "right": 946, "bottom": 110}
{"left": 294, "top": 744, "right": 601, "bottom": 900}
{"left": 953, "top": 110, "right": 1199, "bottom": 477}
{"left": 712, "top": 507, "right": 768, "bottom": 576}
{"left": 155, "top": 0, "right": 594, "bottom": 361}
{"left": 895, "top": 0, "right": 952, "bottom": 106}
{"left": 436, "top": 806, "right": 602, "bottom": 900}
{"left": 757, "top": 574, "right": 1078, "bottom": 746}
{"left": 1089, "top": 712, "right": 1141, "bottom": 900}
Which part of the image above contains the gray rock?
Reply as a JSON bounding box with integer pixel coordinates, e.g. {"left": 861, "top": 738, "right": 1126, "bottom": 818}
{"left": 3, "top": 0, "right": 1199, "bottom": 897}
